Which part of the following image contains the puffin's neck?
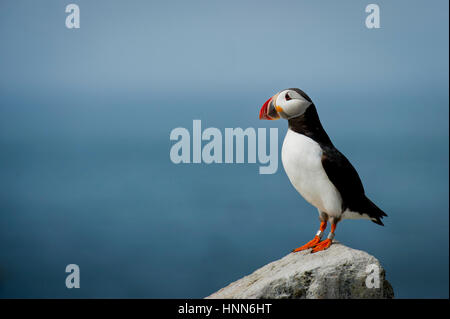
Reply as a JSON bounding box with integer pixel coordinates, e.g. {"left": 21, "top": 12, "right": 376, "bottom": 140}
{"left": 287, "top": 105, "right": 333, "bottom": 147}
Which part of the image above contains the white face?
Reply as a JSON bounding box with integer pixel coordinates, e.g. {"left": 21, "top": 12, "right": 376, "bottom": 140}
{"left": 274, "top": 90, "right": 312, "bottom": 120}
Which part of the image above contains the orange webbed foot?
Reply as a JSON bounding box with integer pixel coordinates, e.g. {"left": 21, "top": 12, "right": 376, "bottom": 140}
{"left": 292, "top": 236, "right": 321, "bottom": 252}
{"left": 311, "top": 238, "right": 332, "bottom": 253}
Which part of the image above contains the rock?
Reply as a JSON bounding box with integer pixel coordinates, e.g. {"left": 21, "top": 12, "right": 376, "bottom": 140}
{"left": 206, "top": 242, "right": 394, "bottom": 299}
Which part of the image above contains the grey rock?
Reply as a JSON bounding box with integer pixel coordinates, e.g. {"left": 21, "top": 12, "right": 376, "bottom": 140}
{"left": 206, "top": 242, "right": 394, "bottom": 299}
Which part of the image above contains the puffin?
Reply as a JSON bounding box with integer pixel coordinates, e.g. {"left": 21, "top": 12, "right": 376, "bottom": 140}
{"left": 259, "top": 88, "right": 387, "bottom": 253}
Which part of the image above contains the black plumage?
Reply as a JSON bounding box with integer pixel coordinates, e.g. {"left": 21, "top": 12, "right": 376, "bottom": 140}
{"left": 287, "top": 90, "right": 387, "bottom": 225}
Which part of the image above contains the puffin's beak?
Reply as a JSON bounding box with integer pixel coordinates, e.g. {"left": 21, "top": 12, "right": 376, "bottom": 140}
{"left": 259, "top": 94, "right": 280, "bottom": 120}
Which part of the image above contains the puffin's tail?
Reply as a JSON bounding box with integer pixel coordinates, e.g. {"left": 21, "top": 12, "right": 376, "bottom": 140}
{"left": 364, "top": 196, "right": 388, "bottom": 226}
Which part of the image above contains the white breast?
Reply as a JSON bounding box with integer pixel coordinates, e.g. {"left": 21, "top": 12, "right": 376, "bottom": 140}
{"left": 281, "top": 129, "right": 343, "bottom": 217}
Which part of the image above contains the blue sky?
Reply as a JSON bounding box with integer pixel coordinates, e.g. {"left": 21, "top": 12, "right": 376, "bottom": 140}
{"left": 0, "top": 0, "right": 448, "bottom": 298}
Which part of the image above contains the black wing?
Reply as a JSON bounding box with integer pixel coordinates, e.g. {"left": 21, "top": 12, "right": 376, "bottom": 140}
{"left": 321, "top": 146, "right": 387, "bottom": 225}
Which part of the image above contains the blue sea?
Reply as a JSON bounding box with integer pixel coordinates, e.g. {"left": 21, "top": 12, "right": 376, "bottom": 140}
{"left": 0, "top": 0, "right": 448, "bottom": 298}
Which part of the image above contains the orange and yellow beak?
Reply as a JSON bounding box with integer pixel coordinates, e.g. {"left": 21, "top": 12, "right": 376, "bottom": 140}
{"left": 259, "top": 94, "right": 281, "bottom": 120}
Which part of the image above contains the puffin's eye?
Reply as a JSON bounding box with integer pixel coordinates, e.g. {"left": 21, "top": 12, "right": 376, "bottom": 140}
{"left": 285, "top": 93, "right": 292, "bottom": 101}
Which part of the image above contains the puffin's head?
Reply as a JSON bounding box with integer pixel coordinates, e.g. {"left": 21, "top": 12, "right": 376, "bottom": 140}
{"left": 259, "top": 88, "right": 313, "bottom": 120}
